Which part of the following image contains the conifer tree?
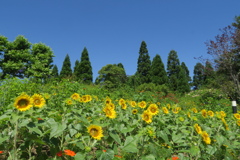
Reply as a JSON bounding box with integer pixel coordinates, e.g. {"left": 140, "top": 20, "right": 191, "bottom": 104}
{"left": 52, "top": 65, "right": 59, "bottom": 78}
{"left": 181, "top": 62, "right": 191, "bottom": 83}
{"left": 60, "top": 54, "right": 72, "bottom": 78}
{"left": 178, "top": 66, "right": 191, "bottom": 93}
{"left": 76, "top": 47, "right": 93, "bottom": 83}
{"left": 150, "top": 54, "right": 168, "bottom": 85}
{"left": 204, "top": 61, "right": 215, "bottom": 85}
{"left": 193, "top": 62, "right": 205, "bottom": 90}
{"left": 167, "top": 50, "right": 181, "bottom": 91}
{"left": 136, "top": 41, "right": 151, "bottom": 84}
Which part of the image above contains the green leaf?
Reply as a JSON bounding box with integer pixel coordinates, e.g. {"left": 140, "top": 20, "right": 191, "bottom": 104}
{"left": 96, "top": 150, "right": 114, "bottom": 160}
{"left": 141, "top": 154, "right": 156, "bottom": 160}
{"left": 69, "top": 129, "right": 77, "bottom": 137}
{"left": 158, "top": 131, "right": 169, "bottom": 143}
{"left": 122, "top": 136, "right": 139, "bottom": 153}
{"left": 0, "top": 114, "right": 10, "bottom": 121}
{"left": 206, "top": 145, "right": 217, "bottom": 155}
{"left": 189, "top": 146, "right": 200, "bottom": 156}
{"left": 172, "top": 133, "right": 184, "bottom": 143}
{"left": 47, "top": 119, "right": 67, "bottom": 138}
{"left": 0, "top": 135, "right": 8, "bottom": 144}
{"left": 110, "top": 132, "right": 121, "bottom": 144}
{"left": 74, "top": 152, "right": 86, "bottom": 160}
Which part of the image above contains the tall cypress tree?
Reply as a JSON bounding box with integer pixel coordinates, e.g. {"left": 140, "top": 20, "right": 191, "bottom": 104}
{"left": 181, "top": 62, "right": 191, "bottom": 83}
{"left": 167, "top": 50, "right": 181, "bottom": 91}
{"left": 178, "top": 65, "right": 190, "bottom": 93}
{"left": 52, "top": 65, "right": 59, "bottom": 78}
{"left": 60, "top": 54, "right": 72, "bottom": 78}
{"left": 77, "top": 47, "right": 93, "bottom": 83}
{"left": 193, "top": 62, "right": 205, "bottom": 90}
{"left": 150, "top": 54, "right": 168, "bottom": 85}
{"left": 136, "top": 41, "right": 151, "bottom": 84}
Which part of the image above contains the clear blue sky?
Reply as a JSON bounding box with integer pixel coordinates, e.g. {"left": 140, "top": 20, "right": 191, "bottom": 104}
{"left": 1, "top": 0, "right": 240, "bottom": 81}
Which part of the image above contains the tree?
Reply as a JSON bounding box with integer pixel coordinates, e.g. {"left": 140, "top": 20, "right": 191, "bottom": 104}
{"left": 136, "top": 41, "right": 151, "bottom": 84}
{"left": 205, "top": 17, "right": 240, "bottom": 99}
{"left": 193, "top": 62, "right": 205, "bottom": 90}
{"left": 181, "top": 62, "right": 191, "bottom": 83}
{"left": 26, "top": 43, "right": 54, "bottom": 81}
{"left": 96, "top": 64, "right": 126, "bottom": 89}
{"left": 177, "top": 66, "right": 190, "bottom": 93}
{"left": 1, "top": 35, "right": 31, "bottom": 78}
{"left": 167, "top": 50, "right": 181, "bottom": 91}
{"left": 60, "top": 54, "right": 72, "bottom": 78}
{"left": 0, "top": 36, "right": 8, "bottom": 78}
{"left": 75, "top": 47, "right": 93, "bottom": 83}
{"left": 150, "top": 54, "right": 168, "bottom": 85}
{"left": 51, "top": 65, "right": 59, "bottom": 78}
{"left": 203, "top": 61, "right": 216, "bottom": 87}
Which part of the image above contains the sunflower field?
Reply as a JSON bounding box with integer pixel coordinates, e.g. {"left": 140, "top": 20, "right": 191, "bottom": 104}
{"left": 0, "top": 78, "right": 240, "bottom": 160}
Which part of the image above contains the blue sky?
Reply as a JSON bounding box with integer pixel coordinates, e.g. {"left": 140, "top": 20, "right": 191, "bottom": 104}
{"left": 1, "top": 0, "right": 240, "bottom": 81}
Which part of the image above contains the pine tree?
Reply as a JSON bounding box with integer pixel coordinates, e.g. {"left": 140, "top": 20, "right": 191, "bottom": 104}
{"left": 73, "top": 60, "right": 79, "bottom": 80}
{"left": 136, "top": 41, "right": 151, "bottom": 84}
{"left": 60, "top": 54, "right": 72, "bottom": 78}
{"left": 52, "top": 65, "right": 59, "bottom": 78}
{"left": 193, "top": 62, "right": 205, "bottom": 90}
{"left": 181, "top": 62, "right": 192, "bottom": 83}
{"left": 178, "top": 66, "right": 190, "bottom": 93}
{"left": 150, "top": 54, "right": 168, "bottom": 85}
{"left": 76, "top": 47, "right": 93, "bottom": 83}
{"left": 167, "top": 50, "right": 181, "bottom": 91}
{"left": 204, "top": 61, "right": 215, "bottom": 85}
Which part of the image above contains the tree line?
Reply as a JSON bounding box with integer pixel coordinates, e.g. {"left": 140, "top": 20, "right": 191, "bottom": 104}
{"left": 0, "top": 15, "right": 239, "bottom": 96}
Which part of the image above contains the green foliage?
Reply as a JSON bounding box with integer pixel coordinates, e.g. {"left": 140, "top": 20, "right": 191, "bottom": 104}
{"left": 51, "top": 65, "right": 59, "bottom": 78}
{"left": 26, "top": 43, "right": 54, "bottom": 81}
{"left": 150, "top": 54, "right": 168, "bottom": 85}
{"left": 96, "top": 64, "right": 127, "bottom": 89}
{"left": 60, "top": 54, "right": 72, "bottom": 78}
{"left": 75, "top": 47, "right": 93, "bottom": 83}
{"left": 193, "top": 62, "right": 205, "bottom": 90}
{"left": 136, "top": 41, "right": 151, "bottom": 84}
{"left": 1, "top": 35, "right": 31, "bottom": 78}
{"left": 167, "top": 50, "right": 190, "bottom": 93}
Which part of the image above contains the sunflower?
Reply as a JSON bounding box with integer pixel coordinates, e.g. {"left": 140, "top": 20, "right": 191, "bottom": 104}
{"left": 103, "top": 106, "right": 116, "bottom": 119}
{"left": 121, "top": 103, "right": 127, "bottom": 110}
{"left": 105, "top": 97, "right": 112, "bottom": 104}
{"left": 201, "top": 109, "right": 208, "bottom": 118}
{"left": 130, "top": 101, "right": 137, "bottom": 107}
{"left": 201, "top": 131, "right": 211, "bottom": 144}
{"left": 31, "top": 94, "right": 45, "bottom": 108}
{"left": 106, "top": 103, "right": 115, "bottom": 110}
{"left": 65, "top": 98, "right": 73, "bottom": 105}
{"left": 138, "top": 101, "right": 147, "bottom": 108}
{"left": 147, "top": 104, "right": 159, "bottom": 115}
{"left": 87, "top": 125, "right": 104, "bottom": 140}
{"left": 234, "top": 113, "right": 240, "bottom": 119}
{"left": 191, "top": 108, "right": 198, "bottom": 113}
{"left": 81, "top": 95, "right": 88, "bottom": 103}
{"left": 132, "top": 109, "right": 138, "bottom": 114}
{"left": 14, "top": 93, "right": 33, "bottom": 111}
{"left": 207, "top": 111, "right": 214, "bottom": 117}
{"left": 237, "top": 120, "right": 240, "bottom": 126}
{"left": 86, "top": 95, "right": 92, "bottom": 102}
{"left": 220, "top": 111, "right": 226, "bottom": 118}
{"left": 194, "top": 124, "right": 202, "bottom": 134}
{"left": 71, "top": 93, "right": 80, "bottom": 100}
{"left": 141, "top": 110, "right": 153, "bottom": 123}
{"left": 162, "top": 107, "right": 169, "bottom": 114}
{"left": 118, "top": 98, "right": 126, "bottom": 106}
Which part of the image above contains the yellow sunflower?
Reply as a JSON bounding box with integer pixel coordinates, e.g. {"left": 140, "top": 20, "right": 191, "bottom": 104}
{"left": 71, "top": 93, "right": 80, "bottom": 100}
{"left": 141, "top": 110, "right": 153, "bottom": 123}
{"left": 31, "top": 94, "right": 45, "bottom": 108}
{"left": 81, "top": 95, "right": 88, "bottom": 103}
{"left": 87, "top": 125, "right": 104, "bottom": 140}
{"left": 162, "top": 107, "right": 169, "bottom": 114}
{"left": 130, "top": 101, "right": 137, "bottom": 107}
{"left": 220, "top": 111, "right": 226, "bottom": 118}
{"left": 121, "top": 103, "right": 127, "bottom": 110}
{"left": 201, "top": 109, "right": 208, "bottom": 118}
{"left": 118, "top": 98, "right": 126, "bottom": 105}
{"left": 86, "top": 95, "right": 92, "bottom": 102}
{"left": 65, "top": 98, "right": 73, "bottom": 105}
{"left": 237, "top": 120, "right": 240, "bottom": 126}
{"left": 132, "top": 109, "right": 138, "bottom": 114}
{"left": 147, "top": 104, "right": 159, "bottom": 115}
{"left": 105, "top": 97, "right": 112, "bottom": 104}
{"left": 103, "top": 106, "right": 116, "bottom": 119}
{"left": 138, "top": 101, "right": 147, "bottom": 108}
{"left": 234, "top": 113, "right": 240, "bottom": 120}
{"left": 191, "top": 108, "right": 198, "bottom": 113}
{"left": 14, "top": 93, "right": 33, "bottom": 111}
{"left": 201, "top": 131, "right": 211, "bottom": 144}
{"left": 194, "top": 124, "right": 202, "bottom": 134}
{"left": 207, "top": 111, "right": 214, "bottom": 117}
